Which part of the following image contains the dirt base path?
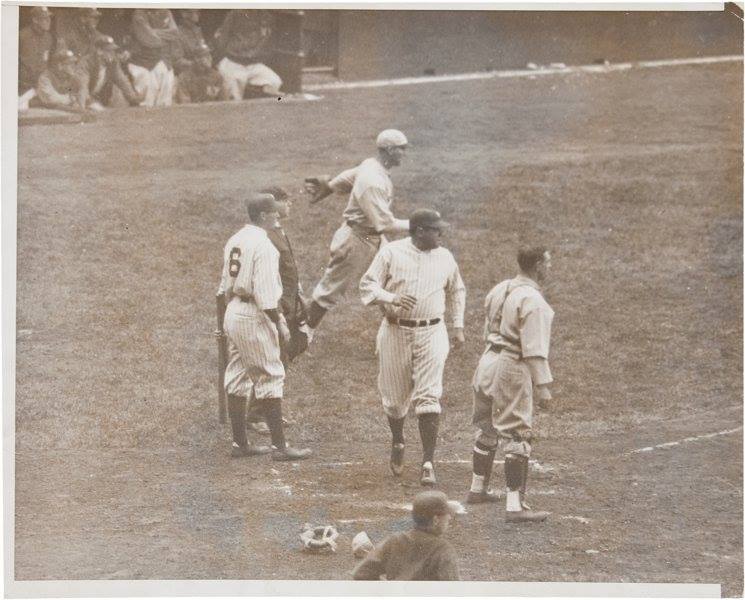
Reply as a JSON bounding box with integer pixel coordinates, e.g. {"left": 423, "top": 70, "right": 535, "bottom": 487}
{"left": 15, "top": 408, "right": 742, "bottom": 595}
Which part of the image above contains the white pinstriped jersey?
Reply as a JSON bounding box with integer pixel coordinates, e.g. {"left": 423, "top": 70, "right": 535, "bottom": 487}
{"left": 219, "top": 224, "right": 282, "bottom": 310}
{"left": 360, "top": 238, "right": 466, "bottom": 327}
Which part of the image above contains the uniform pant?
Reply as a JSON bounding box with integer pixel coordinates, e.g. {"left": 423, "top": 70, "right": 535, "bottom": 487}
{"left": 312, "top": 223, "right": 382, "bottom": 310}
{"left": 376, "top": 319, "right": 449, "bottom": 419}
{"left": 128, "top": 61, "right": 175, "bottom": 107}
{"left": 223, "top": 298, "right": 285, "bottom": 400}
{"left": 472, "top": 349, "right": 533, "bottom": 457}
{"left": 217, "top": 57, "right": 282, "bottom": 100}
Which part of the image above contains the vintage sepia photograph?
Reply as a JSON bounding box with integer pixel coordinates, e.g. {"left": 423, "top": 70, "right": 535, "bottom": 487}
{"left": 3, "top": 0, "right": 743, "bottom": 596}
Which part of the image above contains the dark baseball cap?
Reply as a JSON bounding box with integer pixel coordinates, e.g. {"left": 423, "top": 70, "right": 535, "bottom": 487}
{"left": 410, "top": 208, "right": 449, "bottom": 230}
{"left": 412, "top": 490, "right": 459, "bottom": 521}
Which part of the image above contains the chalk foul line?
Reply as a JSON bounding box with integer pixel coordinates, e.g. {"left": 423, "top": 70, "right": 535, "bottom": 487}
{"left": 303, "top": 55, "right": 742, "bottom": 92}
{"left": 629, "top": 427, "right": 743, "bottom": 454}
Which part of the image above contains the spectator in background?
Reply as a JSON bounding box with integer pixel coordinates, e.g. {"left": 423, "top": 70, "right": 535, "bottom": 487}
{"left": 128, "top": 8, "right": 180, "bottom": 107}
{"left": 18, "top": 6, "right": 53, "bottom": 110}
{"left": 212, "top": 9, "right": 282, "bottom": 100}
{"left": 172, "top": 9, "right": 207, "bottom": 74}
{"left": 36, "top": 49, "right": 89, "bottom": 113}
{"left": 89, "top": 36, "right": 145, "bottom": 108}
{"left": 175, "top": 42, "right": 224, "bottom": 104}
{"left": 53, "top": 7, "right": 101, "bottom": 68}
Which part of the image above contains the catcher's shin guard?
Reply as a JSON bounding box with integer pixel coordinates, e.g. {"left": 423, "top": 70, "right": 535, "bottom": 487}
{"left": 227, "top": 394, "right": 248, "bottom": 448}
{"left": 504, "top": 453, "right": 526, "bottom": 491}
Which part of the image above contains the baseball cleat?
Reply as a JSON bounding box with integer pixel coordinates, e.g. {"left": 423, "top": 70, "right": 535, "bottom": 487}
{"left": 272, "top": 445, "right": 312, "bottom": 461}
{"left": 247, "top": 421, "right": 271, "bottom": 435}
{"left": 389, "top": 443, "right": 405, "bottom": 476}
{"left": 465, "top": 489, "right": 503, "bottom": 504}
{"left": 231, "top": 442, "right": 272, "bottom": 458}
{"left": 505, "top": 509, "right": 550, "bottom": 523}
{"left": 420, "top": 462, "right": 436, "bottom": 487}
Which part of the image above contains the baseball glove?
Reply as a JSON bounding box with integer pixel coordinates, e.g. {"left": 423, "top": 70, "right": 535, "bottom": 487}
{"left": 300, "top": 523, "right": 339, "bottom": 552}
{"left": 304, "top": 176, "right": 333, "bottom": 204}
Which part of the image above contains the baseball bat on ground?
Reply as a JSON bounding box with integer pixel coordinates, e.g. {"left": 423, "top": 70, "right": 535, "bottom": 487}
{"left": 215, "top": 292, "right": 228, "bottom": 424}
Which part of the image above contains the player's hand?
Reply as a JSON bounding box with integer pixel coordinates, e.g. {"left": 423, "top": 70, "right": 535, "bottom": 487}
{"left": 304, "top": 176, "right": 333, "bottom": 204}
{"left": 451, "top": 327, "right": 465, "bottom": 350}
{"left": 391, "top": 294, "right": 417, "bottom": 311}
{"left": 277, "top": 320, "right": 291, "bottom": 343}
{"left": 536, "top": 385, "right": 552, "bottom": 410}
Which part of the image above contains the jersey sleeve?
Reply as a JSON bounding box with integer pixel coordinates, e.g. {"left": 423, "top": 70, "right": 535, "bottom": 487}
{"left": 329, "top": 167, "right": 357, "bottom": 194}
{"left": 360, "top": 246, "right": 397, "bottom": 305}
{"left": 445, "top": 258, "right": 466, "bottom": 329}
{"left": 519, "top": 295, "right": 552, "bottom": 359}
{"left": 251, "top": 242, "right": 281, "bottom": 310}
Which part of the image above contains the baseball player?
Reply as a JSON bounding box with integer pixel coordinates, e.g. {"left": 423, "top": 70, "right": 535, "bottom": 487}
{"left": 467, "top": 246, "right": 554, "bottom": 523}
{"left": 246, "top": 186, "right": 310, "bottom": 434}
{"left": 352, "top": 490, "right": 461, "bottom": 581}
{"left": 304, "top": 129, "right": 411, "bottom": 335}
{"left": 218, "top": 193, "right": 311, "bottom": 461}
{"left": 360, "top": 209, "right": 466, "bottom": 486}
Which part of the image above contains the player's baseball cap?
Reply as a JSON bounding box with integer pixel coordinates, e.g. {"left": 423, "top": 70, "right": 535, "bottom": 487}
{"left": 410, "top": 208, "right": 449, "bottom": 231}
{"left": 376, "top": 129, "right": 408, "bottom": 148}
{"left": 95, "top": 35, "right": 118, "bottom": 51}
{"left": 245, "top": 192, "right": 280, "bottom": 216}
{"left": 50, "top": 49, "right": 77, "bottom": 66}
{"left": 412, "top": 491, "right": 460, "bottom": 521}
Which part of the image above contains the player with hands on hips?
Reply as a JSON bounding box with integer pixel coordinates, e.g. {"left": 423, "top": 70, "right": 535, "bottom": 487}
{"left": 218, "top": 193, "right": 311, "bottom": 461}
{"left": 360, "top": 209, "right": 466, "bottom": 487}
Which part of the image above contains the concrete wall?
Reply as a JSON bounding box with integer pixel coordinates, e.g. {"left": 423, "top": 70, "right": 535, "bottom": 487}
{"left": 336, "top": 10, "right": 743, "bottom": 81}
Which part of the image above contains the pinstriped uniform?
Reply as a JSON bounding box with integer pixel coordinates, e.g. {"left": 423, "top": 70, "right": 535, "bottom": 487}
{"left": 219, "top": 224, "right": 285, "bottom": 400}
{"left": 361, "top": 238, "right": 466, "bottom": 419}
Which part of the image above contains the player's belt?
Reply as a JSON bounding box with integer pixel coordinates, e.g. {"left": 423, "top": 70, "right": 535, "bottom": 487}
{"left": 387, "top": 317, "right": 441, "bottom": 328}
{"left": 489, "top": 343, "right": 523, "bottom": 359}
{"left": 346, "top": 220, "right": 380, "bottom": 237}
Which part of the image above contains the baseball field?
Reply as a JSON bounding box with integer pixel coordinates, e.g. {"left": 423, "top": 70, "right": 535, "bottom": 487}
{"left": 13, "top": 58, "right": 743, "bottom": 593}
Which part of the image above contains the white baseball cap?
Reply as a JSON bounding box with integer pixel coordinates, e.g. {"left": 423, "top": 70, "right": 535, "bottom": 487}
{"left": 376, "top": 129, "right": 408, "bottom": 148}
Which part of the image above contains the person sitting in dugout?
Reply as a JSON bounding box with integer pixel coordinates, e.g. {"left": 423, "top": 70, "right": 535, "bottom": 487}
{"left": 212, "top": 9, "right": 283, "bottom": 100}
{"left": 35, "top": 49, "right": 89, "bottom": 114}
{"left": 175, "top": 42, "right": 224, "bottom": 104}
{"left": 352, "top": 490, "right": 461, "bottom": 581}
{"left": 18, "top": 6, "right": 53, "bottom": 111}
{"left": 172, "top": 9, "right": 209, "bottom": 75}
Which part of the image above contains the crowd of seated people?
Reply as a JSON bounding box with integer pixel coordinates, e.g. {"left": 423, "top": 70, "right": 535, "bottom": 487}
{"left": 18, "top": 7, "right": 285, "bottom": 112}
